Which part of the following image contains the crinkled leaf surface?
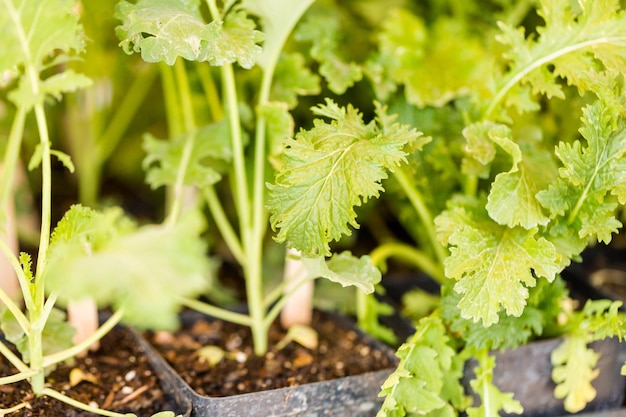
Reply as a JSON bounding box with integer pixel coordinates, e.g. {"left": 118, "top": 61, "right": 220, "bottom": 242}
{"left": 115, "top": 0, "right": 263, "bottom": 67}
{"left": 377, "top": 316, "right": 463, "bottom": 417}
{"left": 294, "top": 8, "right": 362, "bottom": 94}
{"left": 551, "top": 336, "right": 599, "bottom": 413}
{"left": 268, "top": 100, "right": 421, "bottom": 256}
{"left": 490, "top": 0, "right": 626, "bottom": 116}
{"left": 371, "top": 10, "right": 492, "bottom": 107}
{"left": 436, "top": 202, "right": 560, "bottom": 326}
{"left": 537, "top": 99, "right": 626, "bottom": 244}
{"left": 301, "top": 251, "right": 380, "bottom": 294}
{"left": 45, "top": 205, "right": 211, "bottom": 331}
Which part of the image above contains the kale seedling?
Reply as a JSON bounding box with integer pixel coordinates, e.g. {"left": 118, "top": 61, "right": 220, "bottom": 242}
{"left": 0, "top": 1, "right": 209, "bottom": 415}
{"left": 326, "top": 0, "right": 626, "bottom": 415}
{"left": 113, "top": 0, "right": 422, "bottom": 356}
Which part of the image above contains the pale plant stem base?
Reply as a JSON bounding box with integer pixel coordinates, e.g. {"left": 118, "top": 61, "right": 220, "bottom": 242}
{"left": 280, "top": 248, "right": 313, "bottom": 328}
{"left": 67, "top": 297, "right": 100, "bottom": 355}
{"left": 0, "top": 176, "right": 20, "bottom": 302}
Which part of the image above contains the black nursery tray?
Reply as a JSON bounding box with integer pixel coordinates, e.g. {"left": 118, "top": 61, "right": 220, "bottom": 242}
{"left": 134, "top": 309, "right": 400, "bottom": 417}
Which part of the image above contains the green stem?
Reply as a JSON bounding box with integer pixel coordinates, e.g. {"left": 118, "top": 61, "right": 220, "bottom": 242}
{"left": 160, "top": 63, "right": 185, "bottom": 139}
{"left": 393, "top": 168, "right": 447, "bottom": 266}
{"left": 29, "top": 103, "right": 53, "bottom": 395}
{"left": 43, "top": 309, "right": 124, "bottom": 367}
{"left": 196, "top": 63, "right": 223, "bottom": 120}
{"left": 179, "top": 297, "right": 252, "bottom": 327}
{"left": 220, "top": 63, "right": 250, "bottom": 241}
{"left": 165, "top": 59, "right": 197, "bottom": 227}
{"left": 0, "top": 108, "right": 26, "bottom": 216}
{"left": 41, "top": 388, "right": 131, "bottom": 417}
{"left": 0, "top": 369, "right": 40, "bottom": 386}
{"left": 202, "top": 186, "right": 245, "bottom": 266}
{"left": 0, "top": 339, "right": 30, "bottom": 373}
{"left": 370, "top": 242, "right": 446, "bottom": 284}
{"left": 0, "top": 402, "right": 30, "bottom": 415}
{"left": 0, "top": 239, "right": 33, "bottom": 329}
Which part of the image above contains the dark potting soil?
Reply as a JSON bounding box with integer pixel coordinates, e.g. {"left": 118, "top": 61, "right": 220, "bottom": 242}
{"left": 146, "top": 311, "right": 396, "bottom": 398}
{"left": 0, "top": 326, "right": 179, "bottom": 416}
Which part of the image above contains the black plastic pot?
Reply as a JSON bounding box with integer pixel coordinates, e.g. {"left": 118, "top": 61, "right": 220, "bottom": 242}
{"left": 133, "top": 310, "right": 399, "bottom": 417}
{"left": 128, "top": 327, "right": 193, "bottom": 416}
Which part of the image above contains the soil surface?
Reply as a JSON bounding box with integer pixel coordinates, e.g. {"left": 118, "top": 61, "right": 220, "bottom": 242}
{"left": 146, "top": 310, "right": 396, "bottom": 397}
{"left": 0, "top": 326, "right": 182, "bottom": 416}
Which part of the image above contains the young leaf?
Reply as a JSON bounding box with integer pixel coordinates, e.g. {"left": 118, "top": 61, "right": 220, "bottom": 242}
{"left": 268, "top": 100, "right": 421, "bottom": 256}
{"left": 435, "top": 201, "right": 560, "bottom": 326}
{"left": 369, "top": 10, "right": 492, "bottom": 107}
{"left": 301, "top": 251, "right": 380, "bottom": 294}
{"left": 0, "top": 0, "right": 90, "bottom": 109}
{"left": 377, "top": 316, "right": 464, "bottom": 416}
{"left": 0, "top": 307, "right": 74, "bottom": 364}
{"left": 551, "top": 335, "right": 599, "bottom": 413}
{"left": 44, "top": 205, "right": 211, "bottom": 330}
{"left": 143, "top": 120, "right": 232, "bottom": 190}
{"left": 490, "top": 0, "right": 626, "bottom": 116}
{"left": 537, "top": 99, "right": 626, "bottom": 244}
{"left": 115, "top": 0, "right": 263, "bottom": 67}
{"left": 294, "top": 8, "right": 363, "bottom": 94}
{"left": 270, "top": 52, "right": 321, "bottom": 109}
{"left": 466, "top": 351, "right": 523, "bottom": 417}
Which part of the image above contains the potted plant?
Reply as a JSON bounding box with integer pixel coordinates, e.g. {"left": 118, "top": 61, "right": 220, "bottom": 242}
{"left": 325, "top": 0, "right": 626, "bottom": 415}
{"left": 0, "top": 0, "right": 211, "bottom": 415}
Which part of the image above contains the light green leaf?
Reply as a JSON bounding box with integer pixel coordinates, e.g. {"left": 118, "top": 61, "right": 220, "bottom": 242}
{"left": 0, "top": 0, "right": 88, "bottom": 108}
{"left": 268, "top": 100, "right": 420, "bottom": 256}
{"left": 0, "top": 0, "right": 85, "bottom": 73}
{"left": 8, "top": 69, "right": 92, "bottom": 109}
{"left": 143, "top": 120, "right": 231, "bottom": 190}
{"left": 537, "top": 99, "right": 626, "bottom": 244}
{"left": 28, "top": 145, "right": 75, "bottom": 173}
{"left": 371, "top": 11, "right": 493, "bottom": 107}
{"left": 487, "top": 168, "right": 550, "bottom": 229}
{"left": 467, "top": 351, "right": 523, "bottom": 416}
{"left": 257, "top": 101, "right": 294, "bottom": 166}
{"left": 270, "top": 52, "right": 321, "bottom": 108}
{"left": 45, "top": 205, "right": 211, "bottom": 331}
{"left": 295, "top": 9, "right": 362, "bottom": 94}
{"left": 301, "top": 252, "right": 381, "bottom": 294}
{"left": 551, "top": 336, "right": 599, "bottom": 413}
{"left": 377, "top": 316, "right": 463, "bottom": 417}
{"left": 436, "top": 202, "right": 560, "bottom": 326}
{"left": 115, "top": 0, "right": 263, "bottom": 67}
{"left": 490, "top": 0, "right": 626, "bottom": 116}
{"left": 242, "top": 0, "right": 315, "bottom": 71}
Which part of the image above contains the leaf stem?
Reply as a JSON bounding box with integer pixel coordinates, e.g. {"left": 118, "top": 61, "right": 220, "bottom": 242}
{"left": 0, "top": 239, "right": 32, "bottom": 330}
{"left": 0, "top": 369, "right": 40, "bottom": 386}
{"left": 0, "top": 402, "right": 30, "bottom": 415}
{"left": 41, "top": 388, "right": 131, "bottom": 417}
{"left": 166, "top": 59, "right": 197, "bottom": 227}
{"left": 202, "top": 186, "right": 245, "bottom": 266}
{"left": 42, "top": 309, "right": 125, "bottom": 368}
{"left": 393, "top": 168, "right": 448, "bottom": 266}
{"left": 0, "top": 339, "right": 30, "bottom": 373}
{"left": 0, "top": 107, "right": 26, "bottom": 220}
{"left": 369, "top": 241, "right": 446, "bottom": 284}
{"left": 179, "top": 297, "right": 253, "bottom": 327}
